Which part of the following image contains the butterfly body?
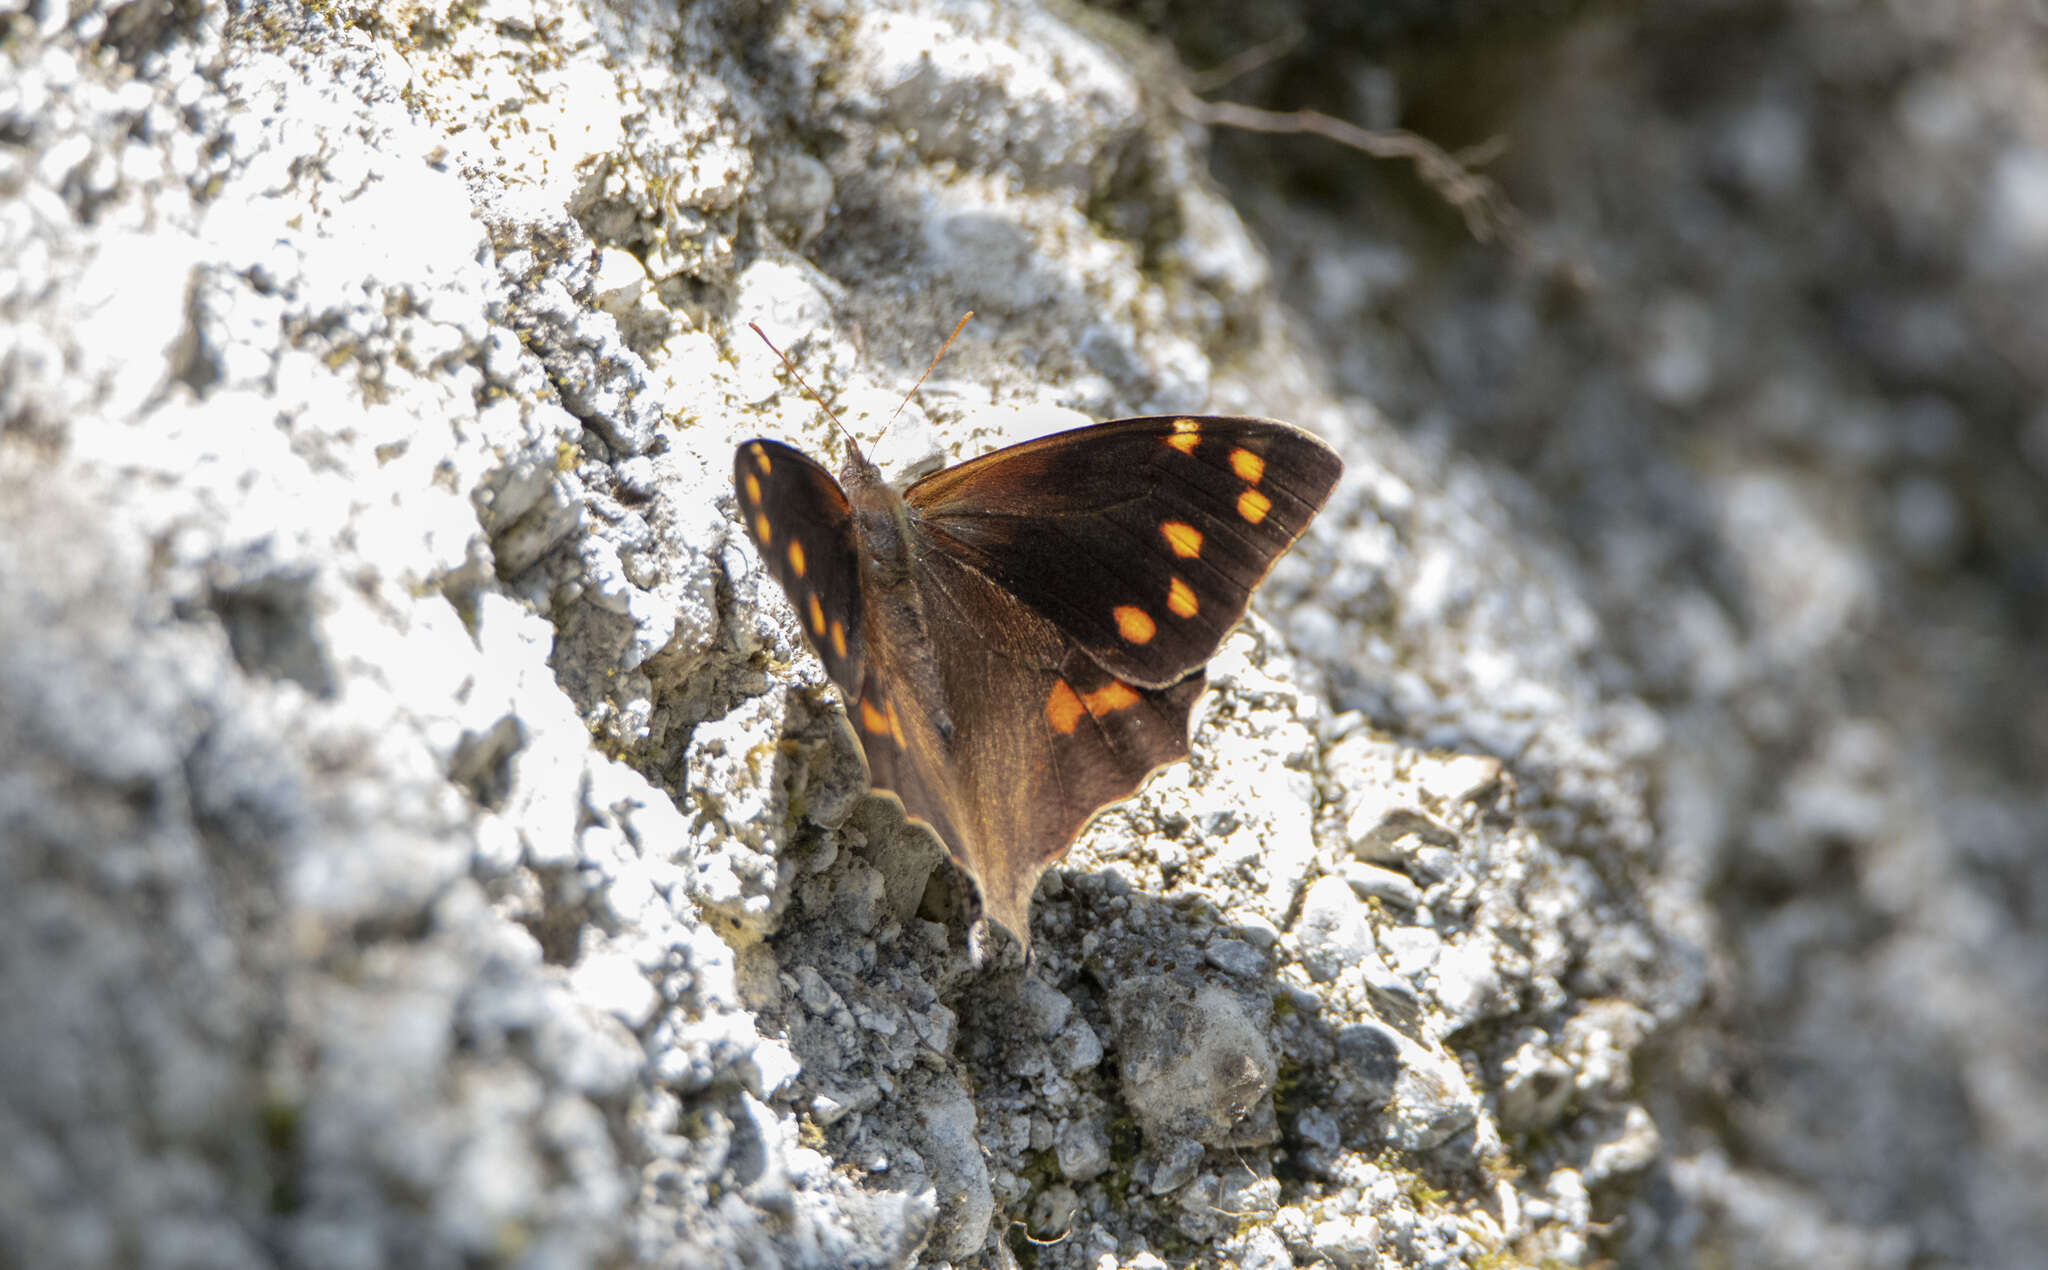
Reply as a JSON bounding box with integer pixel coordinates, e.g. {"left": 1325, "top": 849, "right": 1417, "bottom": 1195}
{"left": 837, "top": 449, "right": 958, "bottom": 746}
{"left": 736, "top": 415, "right": 1341, "bottom": 952}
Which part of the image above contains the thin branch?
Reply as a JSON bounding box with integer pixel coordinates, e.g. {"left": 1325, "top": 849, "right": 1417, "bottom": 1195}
{"left": 1174, "top": 89, "right": 1524, "bottom": 247}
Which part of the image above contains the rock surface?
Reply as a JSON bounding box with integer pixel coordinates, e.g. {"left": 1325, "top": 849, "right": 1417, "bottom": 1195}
{"left": 2, "top": 1, "right": 2040, "bottom": 1268}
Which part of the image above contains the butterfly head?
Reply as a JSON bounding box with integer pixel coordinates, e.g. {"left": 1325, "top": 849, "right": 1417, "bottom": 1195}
{"left": 833, "top": 428, "right": 886, "bottom": 496}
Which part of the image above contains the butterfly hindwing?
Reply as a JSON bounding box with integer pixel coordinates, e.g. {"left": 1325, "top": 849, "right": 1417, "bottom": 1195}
{"left": 900, "top": 542, "right": 1206, "bottom": 941}
{"left": 847, "top": 663, "right": 967, "bottom": 875}
{"left": 904, "top": 416, "right": 1342, "bottom": 689}
{"left": 734, "top": 440, "right": 865, "bottom": 698}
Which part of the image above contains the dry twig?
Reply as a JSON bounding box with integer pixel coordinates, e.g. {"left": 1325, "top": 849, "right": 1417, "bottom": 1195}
{"left": 1170, "top": 79, "right": 1523, "bottom": 247}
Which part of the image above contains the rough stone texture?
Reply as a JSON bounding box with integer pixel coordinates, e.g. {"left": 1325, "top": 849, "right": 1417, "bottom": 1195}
{"left": 1, "top": 1, "right": 2039, "bottom": 1269}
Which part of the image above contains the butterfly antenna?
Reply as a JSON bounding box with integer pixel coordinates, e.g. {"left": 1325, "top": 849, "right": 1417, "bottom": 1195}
{"left": 881, "top": 311, "right": 974, "bottom": 441}
{"left": 749, "top": 322, "right": 860, "bottom": 455}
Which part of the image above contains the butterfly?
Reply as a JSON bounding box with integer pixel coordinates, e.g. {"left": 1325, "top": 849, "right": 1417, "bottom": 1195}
{"left": 735, "top": 362, "right": 1342, "bottom": 956}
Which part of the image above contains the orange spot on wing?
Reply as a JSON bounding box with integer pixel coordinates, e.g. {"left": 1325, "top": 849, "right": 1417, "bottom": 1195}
{"left": 830, "top": 619, "right": 847, "bottom": 659}
{"left": 1167, "top": 577, "right": 1198, "bottom": 618}
{"left": 1166, "top": 418, "right": 1201, "bottom": 455}
{"left": 744, "top": 473, "right": 762, "bottom": 503}
{"left": 751, "top": 445, "right": 772, "bottom": 474}
{"left": 753, "top": 513, "right": 772, "bottom": 543}
{"left": 786, "top": 540, "right": 806, "bottom": 577}
{"left": 1237, "top": 488, "right": 1272, "bottom": 524}
{"left": 1082, "top": 680, "right": 1139, "bottom": 717}
{"left": 1045, "top": 680, "right": 1085, "bottom": 735}
{"left": 1230, "top": 447, "right": 1264, "bottom": 484}
{"left": 807, "top": 592, "right": 826, "bottom": 635}
{"left": 1161, "top": 520, "right": 1203, "bottom": 558}
{"left": 1113, "top": 605, "right": 1156, "bottom": 644}
{"left": 860, "top": 698, "right": 890, "bottom": 737}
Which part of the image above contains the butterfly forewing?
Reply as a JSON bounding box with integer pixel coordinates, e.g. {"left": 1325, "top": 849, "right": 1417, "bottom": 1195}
{"left": 733, "top": 440, "right": 865, "bottom": 698}
{"left": 904, "top": 416, "right": 1342, "bottom": 689}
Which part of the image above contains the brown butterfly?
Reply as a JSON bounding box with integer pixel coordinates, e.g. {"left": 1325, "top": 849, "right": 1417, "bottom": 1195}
{"left": 735, "top": 345, "right": 1341, "bottom": 956}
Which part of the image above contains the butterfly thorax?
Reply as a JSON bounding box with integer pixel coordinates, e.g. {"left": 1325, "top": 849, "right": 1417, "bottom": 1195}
{"left": 837, "top": 449, "right": 911, "bottom": 583}
{"left": 840, "top": 446, "right": 957, "bottom": 746}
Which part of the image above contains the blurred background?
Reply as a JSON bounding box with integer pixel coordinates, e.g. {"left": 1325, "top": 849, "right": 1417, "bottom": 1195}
{"left": 1115, "top": 0, "right": 2048, "bottom": 1264}
{"left": 5, "top": 1, "right": 2042, "bottom": 1266}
